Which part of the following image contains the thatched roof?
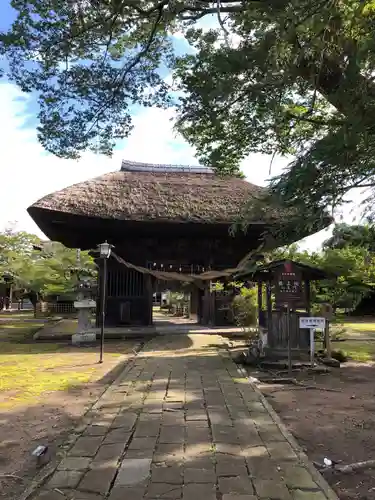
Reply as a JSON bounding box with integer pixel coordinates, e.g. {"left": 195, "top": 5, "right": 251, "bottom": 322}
{"left": 29, "top": 160, "right": 269, "bottom": 225}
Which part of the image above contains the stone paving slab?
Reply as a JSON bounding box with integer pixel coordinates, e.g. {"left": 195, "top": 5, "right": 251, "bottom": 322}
{"left": 32, "top": 334, "right": 338, "bottom": 500}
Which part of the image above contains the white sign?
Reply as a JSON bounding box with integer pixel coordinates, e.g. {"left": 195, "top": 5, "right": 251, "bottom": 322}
{"left": 299, "top": 317, "right": 326, "bottom": 329}
{"left": 299, "top": 317, "right": 326, "bottom": 368}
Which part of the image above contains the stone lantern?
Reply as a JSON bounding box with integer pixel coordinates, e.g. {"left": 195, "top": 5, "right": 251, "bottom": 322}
{"left": 69, "top": 267, "right": 97, "bottom": 345}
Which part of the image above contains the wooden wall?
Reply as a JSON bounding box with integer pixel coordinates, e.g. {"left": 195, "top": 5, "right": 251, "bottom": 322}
{"left": 97, "top": 256, "right": 240, "bottom": 328}
{"left": 268, "top": 310, "right": 310, "bottom": 349}
{"left": 97, "top": 260, "right": 152, "bottom": 327}
{"left": 199, "top": 287, "right": 235, "bottom": 327}
{"left": 190, "top": 287, "right": 199, "bottom": 322}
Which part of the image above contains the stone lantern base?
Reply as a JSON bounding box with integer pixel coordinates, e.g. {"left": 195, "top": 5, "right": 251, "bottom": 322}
{"left": 72, "top": 332, "right": 97, "bottom": 345}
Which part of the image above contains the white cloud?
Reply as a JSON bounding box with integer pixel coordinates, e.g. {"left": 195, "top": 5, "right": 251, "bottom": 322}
{"left": 170, "top": 30, "right": 186, "bottom": 40}
{"left": 0, "top": 81, "right": 362, "bottom": 251}
{"left": 0, "top": 84, "right": 196, "bottom": 238}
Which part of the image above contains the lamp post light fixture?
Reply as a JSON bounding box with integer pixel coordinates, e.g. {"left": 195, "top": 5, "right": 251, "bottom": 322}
{"left": 99, "top": 241, "right": 112, "bottom": 259}
{"left": 98, "top": 241, "right": 113, "bottom": 364}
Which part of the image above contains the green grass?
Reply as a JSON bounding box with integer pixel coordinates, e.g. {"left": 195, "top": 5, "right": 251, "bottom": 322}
{"left": 332, "top": 318, "right": 375, "bottom": 339}
{"left": 333, "top": 341, "right": 375, "bottom": 362}
{"left": 343, "top": 322, "right": 375, "bottom": 334}
{"left": 0, "top": 345, "right": 93, "bottom": 405}
{"left": 0, "top": 318, "right": 126, "bottom": 410}
{"left": 319, "top": 317, "right": 375, "bottom": 362}
{"left": 0, "top": 342, "right": 125, "bottom": 410}
{"left": 316, "top": 340, "right": 375, "bottom": 363}
{"left": 0, "top": 310, "right": 34, "bottom": 318}
{"left": 0, "top": 321, "right": 44, "bottom": 341}
{"left": 319, "top": 338, "right": 375, "bottom": 362}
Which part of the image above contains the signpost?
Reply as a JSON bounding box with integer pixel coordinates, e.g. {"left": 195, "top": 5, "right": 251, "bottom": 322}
{"left": 274, "top": 261, "right": 305, "bottom": 375}
{"left": 320, "top": 304, "right": 333, "bottom": 358}
{"left": 299, "top": 317, "right": 326, "bottom": 367}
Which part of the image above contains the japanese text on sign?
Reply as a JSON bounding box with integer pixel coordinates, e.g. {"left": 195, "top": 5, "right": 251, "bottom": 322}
{"left": 299, "top": 317, "right": 326, "bottom": 329}
{"left": 274, "top": 261, "right": 303, "bottom": 305}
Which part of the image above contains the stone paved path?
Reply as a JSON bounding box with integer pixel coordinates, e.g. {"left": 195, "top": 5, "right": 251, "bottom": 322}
{"left": 33, "top": 335, "right": 337, "bottom": 500}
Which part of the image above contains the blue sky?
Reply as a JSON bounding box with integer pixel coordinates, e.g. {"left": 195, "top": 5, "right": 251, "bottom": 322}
{"left": 0, "top": 2, "right": 359, "bottom": 249}
{"left": 0, "top": 1, "right": 15, "bottom": 30}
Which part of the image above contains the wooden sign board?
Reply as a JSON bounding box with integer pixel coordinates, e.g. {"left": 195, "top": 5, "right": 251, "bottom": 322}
{"left": 274, "top": 261, "right": 304, "bottom": 307}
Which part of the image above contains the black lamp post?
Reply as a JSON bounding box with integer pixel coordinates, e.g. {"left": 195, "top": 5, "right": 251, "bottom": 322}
{"left": 98, "top": 241, "right": 113, "bottom": 363}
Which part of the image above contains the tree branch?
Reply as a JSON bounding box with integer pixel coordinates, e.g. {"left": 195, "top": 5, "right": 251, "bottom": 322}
{"left": 84, "top": 5, "right": 165, "bottom": 138}
{"left": 181, "top": 5, "right": 244, "bottom": 20}
{"left": 286, "top": 112, "right": 344, "bottom": 127}
{"left": 216, "top": 0, "right": 231, "bottom": 44}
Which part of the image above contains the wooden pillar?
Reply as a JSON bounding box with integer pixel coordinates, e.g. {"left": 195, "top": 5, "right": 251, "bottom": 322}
{"left": 211, "top": 288, "right": 216, "bottom": 326}
{"left": 266, "top": 280, "right": 273, "bottom": 345}
{"left": 305, "top": 280, "right": 311, "bottom": 314}
{"left": 207, "top": 281, "right": 215, "bottom": 326}
{"left": 203, "top": 283, "right": 211, "bottom": 325}
{"left": 95, "top": 259, "right": 103, "bottom": 328}
{"left": 325, "top": 320, "right": 332, "bottom": 357}
{"left": 257, "top": 281, "right": 263, "bottom": 327}
{"left": 190, "top": 286, "right": 198, "bottom": 322}
{"left": 145, "top": 274, "right": 153, "bottom": 325}
{"left": 197, "top": 286, "right": 204, "bottom": 324}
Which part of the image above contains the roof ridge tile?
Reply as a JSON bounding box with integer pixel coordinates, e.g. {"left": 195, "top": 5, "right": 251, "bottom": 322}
{"left": 120, "top": 160, "right": 214, "bottom": 174}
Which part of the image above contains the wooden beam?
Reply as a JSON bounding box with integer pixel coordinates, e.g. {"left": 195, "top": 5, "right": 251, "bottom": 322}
{"left": 266, "top": 281, "right": 273, "bottom": 344}
{"left": 305, "top": 279, "right": 311, "bottom": 314}
{"left": 145, "top": 274, "right": 153, "bottom": 325}
{"left": 257, "top": 280, "right": 263, "bottom": 326}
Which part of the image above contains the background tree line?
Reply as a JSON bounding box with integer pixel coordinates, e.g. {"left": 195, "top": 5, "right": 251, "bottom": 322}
{"left": 2, "top": 221, "right": 375, "bottom": 314}
{"left": 267, "top": 222, "right": 375, "bottom": 313}
{"left": 0, "top": 225, "right": 95, "bottom": 305}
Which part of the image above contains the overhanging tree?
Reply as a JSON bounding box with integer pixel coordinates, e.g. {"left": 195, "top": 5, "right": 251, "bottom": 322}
{"left": 323, "top": 222, "right": 375, "bottom": 250}
{"left": 2, "top": 1, "right": 375, "bottom": 226}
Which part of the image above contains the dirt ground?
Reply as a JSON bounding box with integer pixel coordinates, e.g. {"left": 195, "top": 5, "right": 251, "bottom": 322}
{"left": 252, "top": 362, "right": 375, "bottom": 500}
{"left": 0, "top": 341, "right": 139, "bottom": 500}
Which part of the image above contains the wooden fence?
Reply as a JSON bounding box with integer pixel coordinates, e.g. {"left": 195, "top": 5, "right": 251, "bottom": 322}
{"left": 268, "top": 310, "right": 310, "bottom": 349}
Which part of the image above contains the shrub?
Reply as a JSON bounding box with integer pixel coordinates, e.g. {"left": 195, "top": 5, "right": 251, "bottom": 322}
{"left": 330, "top": 323, "right": 348, "bottom": 340}
{"left": 232, "top": 287, "right": 258, "bottom": 335}
{"left": 331, "top": 349, "right": 348, "bottom": 362}
{"left": 314, "top": 322, "right": 347, "bottom": 342}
